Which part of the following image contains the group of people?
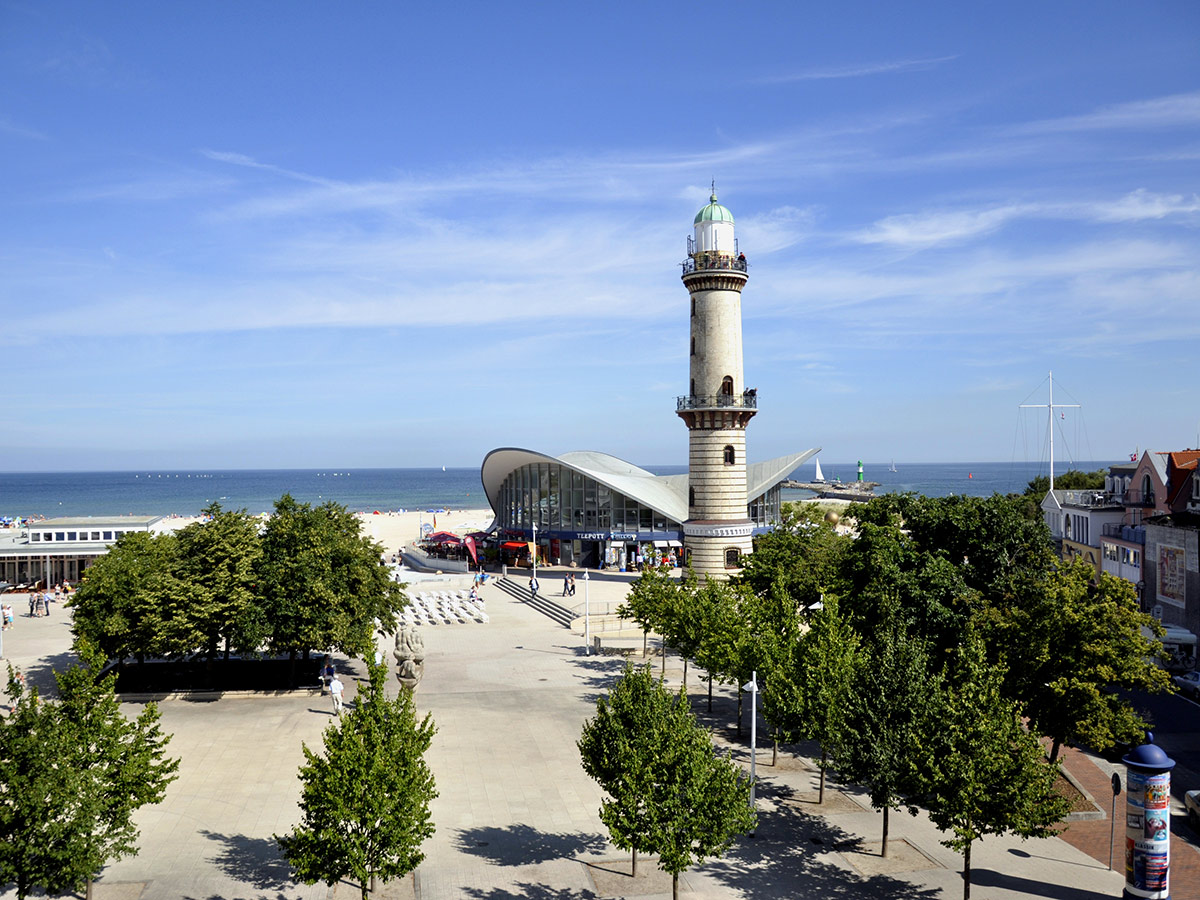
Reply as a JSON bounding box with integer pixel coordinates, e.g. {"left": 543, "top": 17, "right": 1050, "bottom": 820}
{"left": 561, "top": 573, "right": 577, "bottom": 597}
{"left": 27, "top": 581, "right": 71, "bottom": 618}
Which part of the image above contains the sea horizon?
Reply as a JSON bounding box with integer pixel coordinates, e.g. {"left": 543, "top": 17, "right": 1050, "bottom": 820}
{"left": 0, "top": 460, "right": 1118, "bottom": 520}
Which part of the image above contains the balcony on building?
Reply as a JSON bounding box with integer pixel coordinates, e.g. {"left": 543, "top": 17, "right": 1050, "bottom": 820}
{"left": 1123, "top": 489, "right": 1155, "bottom": 507}
{"left": 681, "top": 237, "right": 748, "bottom": 275}
{"left": 1060, "top": 489, "right": 1124, "bottom": 510}
{"left": 676, "top": 389, "right": 758, "bottom": 412}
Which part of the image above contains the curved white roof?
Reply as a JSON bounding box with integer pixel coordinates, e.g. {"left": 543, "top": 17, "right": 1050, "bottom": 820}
{"left": 481, "top": 447, "right": 820, "bottom": 526}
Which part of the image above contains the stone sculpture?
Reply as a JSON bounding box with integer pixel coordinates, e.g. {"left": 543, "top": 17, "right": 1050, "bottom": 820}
{"left": 393, "top": 625, "right": 425, "bottom": 690}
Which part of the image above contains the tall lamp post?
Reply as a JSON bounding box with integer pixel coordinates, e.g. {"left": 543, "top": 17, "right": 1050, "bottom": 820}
{"left": 583, "top": 569, "right": 591, "bottom": 654}
{"left": 531, "top": 522, "right": 538, "bottom": 582}
{"left": 742, "top": 670, "right": 758, "bottom": 825}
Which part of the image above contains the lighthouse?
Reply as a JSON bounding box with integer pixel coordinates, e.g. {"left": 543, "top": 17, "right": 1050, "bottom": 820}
{"left": 677, "top": 189, "right": 756, "bottom": 577}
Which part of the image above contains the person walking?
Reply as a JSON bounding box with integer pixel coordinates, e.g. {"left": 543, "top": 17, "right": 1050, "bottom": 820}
{"left": 329, "top": 674, "right": 345, "bottom": 716}
{"left": 28, "top": 592, "right": 37, "bottom": 618}
{"left": 2, "top": 602, "right": 13, "bottom": 630}
{"left": 529, "top": 575, "right": 539, "bottom": 600}
{"left": 562, "top": 573, "right": 570, "bottom": 597}
{"left": 568, "top": 573, "right": 576, "bottom": 596}
{"left": 42, "top": 592, "right": 51, "bottom": 617}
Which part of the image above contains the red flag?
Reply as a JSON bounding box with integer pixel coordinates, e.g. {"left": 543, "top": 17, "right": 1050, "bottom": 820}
{"left": 465, "top": 536, "right": 478, "bottom": 564}
{"left": 433, "top": 514, "right": 437, "bottom": 529}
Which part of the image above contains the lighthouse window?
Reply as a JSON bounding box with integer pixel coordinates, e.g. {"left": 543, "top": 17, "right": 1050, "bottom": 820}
{"left": 690, "top": 337, "right": 695, "bottom": 357}
{"left": 720, "top": 376, "right": 733, "bottom": 397}
{"left": 691, "top": 298, "right": 695, "bottom": 317}
{"left": 724, "top": 445, "right": 735, "bottom": 465}
{"left": 724, "top": 548, "right": 741, "bottom": 568}
{"left": 689, "top": 486, "right": 695, "bottom": 507}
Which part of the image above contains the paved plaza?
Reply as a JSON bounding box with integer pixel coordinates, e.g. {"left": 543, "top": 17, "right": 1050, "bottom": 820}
{"left": 0, "top": 575, "right": 1162, "bottom": 899}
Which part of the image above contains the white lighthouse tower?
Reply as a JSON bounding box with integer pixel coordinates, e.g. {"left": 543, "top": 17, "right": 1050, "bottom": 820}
{"left": 677, "top": 189, "right": 756, "bottom": 577}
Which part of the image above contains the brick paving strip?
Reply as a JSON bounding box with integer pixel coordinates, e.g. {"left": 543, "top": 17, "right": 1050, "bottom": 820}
{"left": 1058, "top": 743, "right": 1200, "bottom": 893}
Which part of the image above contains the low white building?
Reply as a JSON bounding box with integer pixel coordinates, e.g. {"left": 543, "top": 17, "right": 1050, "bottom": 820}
{"left": 0, "top": 515, "right": 163, "bottom": 588}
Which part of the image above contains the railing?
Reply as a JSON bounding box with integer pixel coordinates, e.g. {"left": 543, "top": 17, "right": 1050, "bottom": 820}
{"left": 1060, "top": 490, "right": 1122, "bottom": 509}
{"left": 676, "top": 389, "right": 758, "bottom": 412}
{"left": 1124, "top": 490, "right": 1155, "bottom": 507}
{"left": 1102, "top": 522, "right": 1146, "bottom": 543}
{"left": 681, "top": 253, "right": 748, "bottom": 275}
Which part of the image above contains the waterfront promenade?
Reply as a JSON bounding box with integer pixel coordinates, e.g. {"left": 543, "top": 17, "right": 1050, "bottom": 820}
{"left": 0, "top": 575, "right": 1178, "bottom": 899}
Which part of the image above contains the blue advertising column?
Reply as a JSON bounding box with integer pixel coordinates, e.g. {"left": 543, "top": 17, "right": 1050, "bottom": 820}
{"left": 1123, "top": 734, "right": 1175, "bottom": 899}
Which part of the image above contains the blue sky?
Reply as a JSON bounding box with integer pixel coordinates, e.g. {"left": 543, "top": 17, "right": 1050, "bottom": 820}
{"left": 3, "top": 2, "right": 1198, "bottom": 471}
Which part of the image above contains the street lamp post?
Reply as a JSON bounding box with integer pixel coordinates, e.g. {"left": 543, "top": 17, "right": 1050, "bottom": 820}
{"left": 531, "top": 522, "right": 538, "bottom": 582}
{"left": 742, "top": 670, "right": 758, "bottom": 825}
{"left": 583, "top": 569, "right": 591, "bottom": 654}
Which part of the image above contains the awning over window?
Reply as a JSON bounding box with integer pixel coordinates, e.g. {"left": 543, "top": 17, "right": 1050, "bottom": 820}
{"left": 501, "top": 541, "right": 528, "bottom": 550}
{"left": 668, "top": 540, "right": 683, "bottom": 547}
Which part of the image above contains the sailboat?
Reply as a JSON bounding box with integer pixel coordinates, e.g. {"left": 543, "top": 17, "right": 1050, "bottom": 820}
{"left": 813, "top": 458, "right": 826, "bottom": 483}
{"left": 889, "top": 460, "right": 898, "bottom": 473}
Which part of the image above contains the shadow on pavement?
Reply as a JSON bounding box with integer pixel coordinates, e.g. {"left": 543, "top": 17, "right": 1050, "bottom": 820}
{"left": 973, "top": 868, "right": 1117, "bottom": 899}
{"left": 200, "top": 829, "right": 295, "bottom": 892}
{"left": 20, "top": 649, "right": 77, "bottom": 696}
{"left": 454, "top": 824, "right": 607, "bottom": 867}
{"left": 703, "top": 801, "right": 940, "bottom": 900}
{"left": 463, "top": 885, "right": 598, "bottom": 900}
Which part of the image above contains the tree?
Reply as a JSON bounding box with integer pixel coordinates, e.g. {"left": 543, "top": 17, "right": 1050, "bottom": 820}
{"left": 259, "top": 495, "right": 407, "bottom": 674}
{"left": 277, "top": 663, "right": 437, "bottom": 899}
{"left": 69, "top": 530, "right": 179, "bottom": 664}
{"left": 0, "top": 670, "right": 88, "bottom": 900}
{"left": 764, "top": 593, "right": 861, "bottom": 802}
{"left": 54, "top": 642, "right": 180, "bottom": 899}
{"left": 737, "top": 504, "right": 847, "bottom": 612}
{"left": 835, "top": 596, "right": 937, "bottom": 857}
{"left": 981, "top": 559, "right": 1171, "bottom": 760}
{"left": 617, "top": 561, "right": 677, "bottom": 661}
{"left": 921, "top": 633, "right": 1069, "bottom": 900}
{"left": 578, "top": 662, "right": 674, "bottom": 876}
{"left": 0, "top": 652, "right": 178, "bottom": 900}
{"left": 174, "top": 503, "right": 265, "bottom": 663}
{"left": 578, "top": 664, "right": 754, "bottom": 899}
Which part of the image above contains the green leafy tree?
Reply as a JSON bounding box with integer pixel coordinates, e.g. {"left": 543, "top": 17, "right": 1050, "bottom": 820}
{"left": 921, "top": 633, "right": 1069, "bottom": 900}
{"left": 737, "top": 504, "right": 847, "bottom": 612}
{"left": 835, "top": 597, "right": 937, "bottom": 856}
{"left": 69, "top": 530, "right": 179, "bottom": 664}
{"left": 617, "top": 561, "right": 677, "bottom": 661}
{"left": 578, "top": 662, "right": 674, "bottom": 876}
{"left": 54, "top": 642, "right": 180, "bottom": 899}
{"left": 0, "top": 653, "right": 178, "bottom": 900}
{"left": 0, "top": 670, "right": 88, "bottom": 900}
{"left": 258, "top": 495, "right": 406, "bottom": 675}
{"left": 578, "top": 663, "right": 754, "bottom": 899}
{"left": 174, "top": 503, "right": 265, "bottom": 662}
{"left": 764, "top": 593, "right": 861, "bottom": 801}
{"left": 277, "top": 663, "right": 437, "bottom": 899}
{"left": 981, "top": 559, "right": 1171, "bottom": 760}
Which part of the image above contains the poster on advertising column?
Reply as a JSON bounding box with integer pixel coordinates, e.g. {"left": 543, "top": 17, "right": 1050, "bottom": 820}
{"left": 1126, "top": 771, "right": 1171, "bottom": 896}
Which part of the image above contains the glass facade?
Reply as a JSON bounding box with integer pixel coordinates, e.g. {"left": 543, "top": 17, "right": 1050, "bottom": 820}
{"left": 495, "top": 463, "right": 782, "bottom": 536}
{"left": 497, "top": 463, "right": 676, "bottom": 536}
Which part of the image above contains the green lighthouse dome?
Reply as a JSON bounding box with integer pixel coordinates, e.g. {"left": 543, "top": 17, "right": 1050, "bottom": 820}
{"left": 694, "top": 192, "right": 734, "bottom": 225}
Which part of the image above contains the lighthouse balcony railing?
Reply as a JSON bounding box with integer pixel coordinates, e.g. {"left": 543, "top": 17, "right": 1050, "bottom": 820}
{"left": 681, "top": 254, "right": 748, "bottom": 275}
{"left": 676, "top": 390, "right": 758, "bottom": 412}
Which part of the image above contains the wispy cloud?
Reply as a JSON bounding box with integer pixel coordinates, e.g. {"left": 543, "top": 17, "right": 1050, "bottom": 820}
{"left": 852, "top": 205, "right": 1032, "bottom": 247}
{"left": 756, "top": 56, "right": 958, "bottom": 83}
{"left": 1013, "top": 91, "right": 1200, "bottom": 134}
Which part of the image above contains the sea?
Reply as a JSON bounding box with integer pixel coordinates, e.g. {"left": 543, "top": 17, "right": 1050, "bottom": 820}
{"left": 0, "top": 461, "right": 1116, "bottom": 519}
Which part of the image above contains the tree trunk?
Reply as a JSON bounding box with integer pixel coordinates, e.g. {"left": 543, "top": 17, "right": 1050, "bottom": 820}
{"left": 819, "top": 746, "right": 827, "bottom": 804}
{"left": 963, "top": 839, "right": 972, "bottom": 900}
{"left": 632, "top": 848, "right": 637, "bottom": 876}
{"left": 772, "top": 734, "right": 778, "bottom": 766}
{"left": 1050, "top": 736, "right": 1062, "bottom": 763}
{"left": 673, "top": 872, "right": 679, "bottom": 900}
{"left": 87, "top": 877, "right": 94, "bottom": 900}
{"left": 737, "top": 689, "right": 743, "bottom": 737}
{"left": 882, "top": 805, "right": 890, "bottom": 857}
{"left": 643, "top": 630, "right": 648, "bottom": 657}
{"left": 371, "top": 872, "right": 378, "bottom": 895}
{"left": 683, "top": 657, "right": 688, "bottom": 688}
{"left": 708, "top": 673, "right": 713, "bottom": 712}
{"left": 359, "top": 879, "right": 368, "bottom": 900}
{"left": 661, "top": 644, "right": 666, "bottom": 676}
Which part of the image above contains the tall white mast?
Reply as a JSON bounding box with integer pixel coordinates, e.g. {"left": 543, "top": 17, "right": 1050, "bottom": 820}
{"left": 1020, "top": 370, "right": 1079, "bottom": 492}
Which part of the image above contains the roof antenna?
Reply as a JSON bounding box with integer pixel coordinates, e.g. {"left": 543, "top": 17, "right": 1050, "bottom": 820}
{"left": 711, "top": 179, "right": 717, "bottom": 201}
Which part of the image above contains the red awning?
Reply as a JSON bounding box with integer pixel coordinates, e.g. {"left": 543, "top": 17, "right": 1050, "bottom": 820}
{"left": 501, "top": 541, "right": 528, "bottom": 550}
{"left": 425, "top": 531, "right": 463, "bottom": 544}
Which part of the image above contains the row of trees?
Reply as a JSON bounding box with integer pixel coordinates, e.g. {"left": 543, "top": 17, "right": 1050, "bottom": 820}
{"left": 0, "top": 646, "right": 179, "bottom": 899}
{"left": 70, "top": 495, "right": 406, "bottom": 674}
{"left": 618, "top": 492, "right": 1169, "bottom": 898}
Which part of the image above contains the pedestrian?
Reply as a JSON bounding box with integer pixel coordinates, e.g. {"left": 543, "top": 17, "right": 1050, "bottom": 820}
{"left": 42, "top": 592, "right": 51, "bottom": 617}
{"left": 568, "top": 573, "right": 576, "bottom": 596}
{"left": 329, "top": 674, "right": 345, "bottom": 715}
{"left": 28, "top": 593, "right": 37, "bottom": 617}
{"left": 2, "top": 602, "right": 13, "bottom": 630}
{"left": 562, "top": 573, "right": 570, "bottom": 596}
{"left": 529, "top": 575, "right": 539, "bottom": 599}
{"left": 319, "top": 655, "right": 334, "bottom": 694}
